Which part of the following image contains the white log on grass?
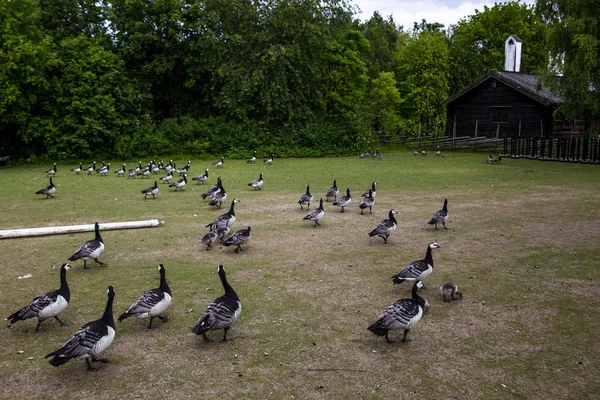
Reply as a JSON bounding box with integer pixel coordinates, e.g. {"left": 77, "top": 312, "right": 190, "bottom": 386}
{"left": 0, "top": 220, "right": 164, "bottom": 239}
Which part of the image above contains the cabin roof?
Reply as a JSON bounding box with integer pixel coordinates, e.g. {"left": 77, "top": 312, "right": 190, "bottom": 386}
{"left": 443, "top": 70, "right": 561, "bottom": 107}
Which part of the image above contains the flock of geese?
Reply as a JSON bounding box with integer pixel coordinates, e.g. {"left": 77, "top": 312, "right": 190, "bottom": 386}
{"left": 12, "top": 151, "right": 464, "bottom": 371}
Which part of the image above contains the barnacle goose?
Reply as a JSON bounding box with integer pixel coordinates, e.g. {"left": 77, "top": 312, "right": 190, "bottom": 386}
{"left": 209, "top": 178, "right": 227, "bottom": 208}
{"left": 298, "top": 185, "right": 312, "bottom": 210}
{"left": 192, "top": 169, "right": 209, "bottom": 184}
{"left": 115, "top": 163, "right": 126, "bottom": 177}
{"left": 362, "top": 182, "right": 376, "bottom": 199}
{"left": 206, "top": 198, "right": 240, "bottom": 229}
{"left": 98, "top": 163, "right": 110, "bottom": 176}
{"left": 178, "top": 160, "right": 191, "bottom": 175}
{"left": 213, "top": 157, "right": 224, "bottom": 168}
{"left": 247, "top": 151, "right": 257, "bottom": 164}
{"left": 71, "top": 163, "right": 82, "bottom": 175}
{"left": 440, "top": 282, "right": 462, "bottom": 302}
{"left": 264, "top": 154, "right": 274, "bottom": 165}
{"left": 325, "top": 179, "right": 339, "bottom": 202}
{"left": 118, "top": 264, "right": 172, "bottom": 329}
{"left": 428, "top": 199, "right": 449, "bottom": 229}
{"left": 303, "top": 198, "right": 324, "bottom": 226}
{"left": 45, "top": 286, "right": 115, "bottom": 371}
{"left": 248, "top": 172, "right": 264, "bottom": 190}
{"left": 192, "top": 265, "right": 241, "bottom": 342}
{"left": 200, "top": 229, "right": 219, "bottom": 250}
{"left": 392, "top": 242, "right": 441, "bottom": 285}
{"left": 68, "top": 222, "right": 105, "bottom": 269}
{"left": 201, "top": 177, "right": 222, "bottom": 200}
{"left": 86, "top": 161, "right": 96, "bottom": 175}
{"left": 169, "top": 174, "right": 187, "bottom": 191}
{"left": 160, "top": 170, "right": 173, "bottom": 183}
{"left": 223, "top": 226, "right": 251, "bottom": 253}
{"left": 368, "top": 209, "right": 398, "bottom": 243}
{"left": 141, "top": 181, "right": 159, "bottom": 199}
{"left": 46, "top": 163, "right": 57, "bottom": 176}
{"left": 216, "top": 225, "right": 230, "bottom": 242}
{"left": 368, "top": 280, "right": 427, "bottom": 343}
{"left": 95, "top": 160, "right": 106, "bottom": 174}
{"left": 6, "top": 263, "right": 72, "bottom": 332}
{"left": 36, "top": 177, "right": 56, "bottom": 199}
{"left": 333, "top": 188, "right": 352, "bottom": 213}
{"left": 359, "top": 189, "right": 375, "bottom": 214}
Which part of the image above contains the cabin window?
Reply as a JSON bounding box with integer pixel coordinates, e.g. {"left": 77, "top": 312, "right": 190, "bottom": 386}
{"left": 490, "top": 107, "right": 510, "bottom": 123}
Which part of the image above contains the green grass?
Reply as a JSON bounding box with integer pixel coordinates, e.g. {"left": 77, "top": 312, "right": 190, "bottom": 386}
{"left": 1, "top": 152, "right": 600, "bottom": 399}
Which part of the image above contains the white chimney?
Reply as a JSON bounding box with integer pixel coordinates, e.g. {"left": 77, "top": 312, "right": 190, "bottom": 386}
{"left": 504, "top": 35, "right": 522, "bottom": 72}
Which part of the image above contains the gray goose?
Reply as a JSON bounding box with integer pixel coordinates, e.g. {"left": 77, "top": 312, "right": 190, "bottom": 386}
{"left": 223, "top": 226, "right": 251, "bottom": 253}
{"left": 298, "top": 185, "right": 313, "bottom": 210}
{"left": 368, "top": 209, "right": 398, "bottom": 243}
{"left": 333, "top": 188, "right": 352, "bottom": 212}
{"left": 428, "top": 199, "right": 449, "bottom": 229}
{"left": 392, "top": 242, "right": 441, "bottom": 285}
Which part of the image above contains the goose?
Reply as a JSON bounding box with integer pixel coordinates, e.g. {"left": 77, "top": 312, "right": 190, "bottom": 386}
{"left": 368, "top": 280, "right": 427, "bottom": 343}
{"left": 440, "top": 282, "right": 462, "bottom": 302}
{"left": 435, "top": 146, "right": 441, "bottom": 156}
{"left": 71, "top": 163, "right": 83, "bottom": 175}
{"left": 160, "top": 170, "right": 173, "bottom": 183}
{"left": 169, "top": 174, "right": 187, "bottom": 191}
{"left": 216, "top": 225, "right": 230, "bottom": 242}
{"left": 36, "top": 177, "right": 56, "bottom": 199}
{"left": 213, "top": 157, "right": 224, "bottom": 168}
{"left": 151, "top": 162, "right": 161, "bottom": 174}
{"left": 378, "top": 152, "right": 383, "bottom": 161}
{"left": 129, "top": 161, "right": 142, "bottom": 175}
{"left": 201, "top": 177, "right": 222, "bottom": 200}
{"left": 192, "top": 265, "right": 241, "bottom": 342}
{"left": 223, "top": 226, "right": 251, "bottom": 253}
{"left": 46, "top": 163, "right": 57, "bottom": 176}
{"left": 206, "top": 198, "right": 240, "bottom": 229}
{"left": 333, "top": 188, "right": 352, "bottom": 213}
{"left": 45, "top": 286, "right": 115, "bottom": 371}
{"left": 248, "top": 172, "right": 264, "bottom": 190}
{"left": 115, "top": 163, "right": 126, "bottom": 177}
{"left": 298, "top": 185, "right": 312, "bottom": 210}
{"left": 486, "top": 154, "right": 497, "bottom": 163}
{"left": 163, "top": 160, "right": 174, "bottom": 172}
{"left": 139, "top": 165, "right": 152, "bottom": 179}
{"left": 413, "top": 151, "right": 419, "bottom": 156}
{"left": 192, "top": 169, "right": 209, "bottom": 184}
{"left": 86, "top": 161, "right": 96, "bottom": 175}
{"left": 325, "top": 179, "right": 339, "bottom": 202}
{"left": 368, "top": 209, "right": 398, "bottom": 243}
{"left": 178, "top": 160, "right": 191, "bottom": 175}
{"left": 359, "top": 189, "right": 375, "bottom": 214}
{"left": 118, "top": 264, "right": 172, "bottom": 329}
{"left": 362, "top": 182, "right": 376, "bottom": 199}
{"left": 371, "top": 149, "right": 379, "bottom": 159}
{"left": 6, "top": 263, "right": 72, "bottom": 333}
{"left": 200, "top": 229, "right": 219, "bottom": 250}
{"left": 264, "top": 154, "right": 274, "bottom": 165}
{"left": 392, "top": 242, "right": 441, "bottom": 285}
{"left": 247, "top": 151, "right": 257, "bottom": 164}
{"left": 303, "top": 198, "right": 324, "bottom": 226}
{"left": 95, "top": 160, "right": 107, "bottom": 174}
{"left": 209, "top": 178, "right": 227, "bottom": 208}
{"left": 141, "top": 181, "right": 159, "bottom": 199}
{"left": 422, "top": 150, "right": 428, "bottom": 156}
{"left": 68, "top": 222, "right": 105, "bottom": 269}
{"left": 428, "top": 199, "right": 449, "bottom": 230}
{"left": 98, "top": 163, "right": 110, "bottom": 176}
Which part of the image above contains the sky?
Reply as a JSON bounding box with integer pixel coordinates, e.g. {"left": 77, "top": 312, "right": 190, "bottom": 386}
{"left": 350, "top": 0, "right": 537, "bottom": 29}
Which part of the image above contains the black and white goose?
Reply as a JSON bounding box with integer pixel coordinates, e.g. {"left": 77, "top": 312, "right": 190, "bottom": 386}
{"left": 98, "top": 163, "right": 110, "bottom": 176}
{"left": 71, "top": 163, "right": 83, "bottom": 175}
{"left": 362, "top": 182, "right": 376, "bottom": 199}
{"left": 45, "top": 286, "right": 115, "bottom": 371}
{"left": 118, "top": 264, "right": 172, "bottom": 329}
{"left": 325, "top": 179, "right": 339, "bottom": 202}
{"left": 223, "top": 226, "right": 251, "bottom": 253}
{"left": 206, "top": 198, "right": 240, "bottom": 229}
{"left": 6, "top": 263, "right": 72, "bottom": 333}
{"left": 95, "top": 160, "right": 107, "bottom": 174}
{"left": 333, "top": 188, "right": 352, "bottom": 213}
{"left": 440, "top": 282, "right": 462, "bottom": 302}
{"left": 36, "top": 177, "right": 56, "bottom": 199}
{"left": 359, "top": 189, "right": 375, "bottom": 214}
{"left": 46, "top": 163, "right": 57, "bottom": 176}
{"left": 428, "top": 199, "right": 449, "bottom": 229}
{"left": 68, "top": 222, "right": 105, "bottom": 269}
{"left": 201, "top": 177, "right": 222, "bottom": 200}
{"left": 247, "top": 151, "right": 257, "bottom": 164}
{"left": 248, "top": 172, "right": 264, "bottom": 190}
{"left": 177, "top": 160, "right": 191, "bottom": 175}
{"left": 192, "top": 169, "right": 209, "bottom": 184}
{"left": 264, "top": 154, "right": 274, "bottom": 165}
{"left": 115, "top": 163, "right": 126, "bottom": 177}
{"left": 141, "top": 181, "right": 159, "bottom": 199}
{"left": 169, "top": 174, "right": 187, "bottom": 191}
{"left": 151, "top": 162, "right": 161, "bottom": 174}
{"left": 138, "top": 165, "right": 152, "bottom": 179}
{"left": 209, "top": 178, "right": 227, "bottom": 208}
{"left": 368, "top": 280, "right": 427, "bottom": 343}
{"left": 213, "top": 157, "right": 224, "bottom": 168}
{"left": 192, "top": 265, "right": 241, "bottom": 342}
{"left": 368, "top": 209, "right": 398, "bottom": 243}
{"left": 392, "top": 242, "right": 441, "bottom": 285}
{"left": 160, "top": 170, "right": 173, "bottom": 183}
{"left": 86, "top": 161, "right": 96, "bottom": 175}
{"left": 303, "top": 198, "right": 324, "bottom": 226}
{"left": 298, "top": 185, "right": 312, "bottom": 210}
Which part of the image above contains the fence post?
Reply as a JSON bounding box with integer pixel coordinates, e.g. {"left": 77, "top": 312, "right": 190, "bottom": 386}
{"left": 503, "top": 136, "right": 508, "bottom": 156}
{"left": 518, "top": 119, "right": 522, "bottom": 137}
{"left": 475, "top": 120, "right": 478, "bottom": 138}
{"left": 540, "top": 138, "right": 546, "bottom": 159}
{"left": 452, "top": 115, "right": 457, "bottom": 150}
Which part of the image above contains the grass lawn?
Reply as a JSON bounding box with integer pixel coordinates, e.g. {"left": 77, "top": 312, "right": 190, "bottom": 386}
{"left": 1, "top": 151, "right": 599, "bottom": 399}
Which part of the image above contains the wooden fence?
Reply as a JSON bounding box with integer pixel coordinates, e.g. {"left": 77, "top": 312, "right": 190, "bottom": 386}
{"left": 503, "top": 136, "right": 600, "bottom": 163}
{"left": 379, "top": 135, "right": 503, "bottom": 152}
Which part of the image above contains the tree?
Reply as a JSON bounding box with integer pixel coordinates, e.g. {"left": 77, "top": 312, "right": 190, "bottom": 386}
{"left": 358, "top": 12, "right": 404, "bottom": 78}
{"left": 537, "top": 0, "right": 600, "bottom": 122}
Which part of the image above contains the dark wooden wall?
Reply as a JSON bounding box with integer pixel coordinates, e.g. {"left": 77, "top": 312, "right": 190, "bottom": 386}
{"left": 445, "top": 78, "right": 555, "bottom": 138}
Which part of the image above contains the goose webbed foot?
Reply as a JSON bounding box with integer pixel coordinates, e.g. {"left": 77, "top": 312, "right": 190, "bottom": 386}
{"left": 158, "top": 316, "right": 169, "bottom": 322}
{"left": 222, "top": 328, "right": 233, "bottom": 341}
{"left": 401, "top": 330, "right": 412, "bottom": 342}
{"left": 202, "top": 334, "right": 213, "bottom": 342}
{"left": 86, "top": 359, "right": 101, "bottom": 371}
{"left": 94, "top": 259, "right": 105, "bottom": 266}
{"left": 384, "top": 333, "right": 395, "bottom": 344}
{"left": 55, "top": 316, "right": 72, "bottom": 327}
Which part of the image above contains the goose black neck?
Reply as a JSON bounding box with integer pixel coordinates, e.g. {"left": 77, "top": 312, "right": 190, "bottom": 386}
{"left": 102, "top": 290, "right": 115, "bottom": 328}
{"left": 159, "top": 267, "right": 171, "bottom": 295}
{"left": 411, "top": 281, "right": 425, "bottom": 308}
{"left": 59, "top": 265, "right": 70, "bottom": 301}
{"left": 389, "top": 210, "right": 397, "bottom": 223}
{"left": 319, "top": 199, "right": 324, "bottom": 210}
{"left": 219, "top": 269, "right": 239, "bottom": 300}
{"left": 442, "top": 199, "right": 448, "bottom": 211}
{"left": 228, "top": 200, "right": 236, "bottom": 215}
{"left": 424, "top": 245, "right": 434, "bottom": 265}
{"left": 333, "top": 180, "right": 337, "bottom": 188}
{"left": 94, "top": 223, "right": 103, "bottom": 243}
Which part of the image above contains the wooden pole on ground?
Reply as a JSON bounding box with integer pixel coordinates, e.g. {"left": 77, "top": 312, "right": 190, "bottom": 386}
{"left": 0, "top": 220, "right": 164, "bottom": 239}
